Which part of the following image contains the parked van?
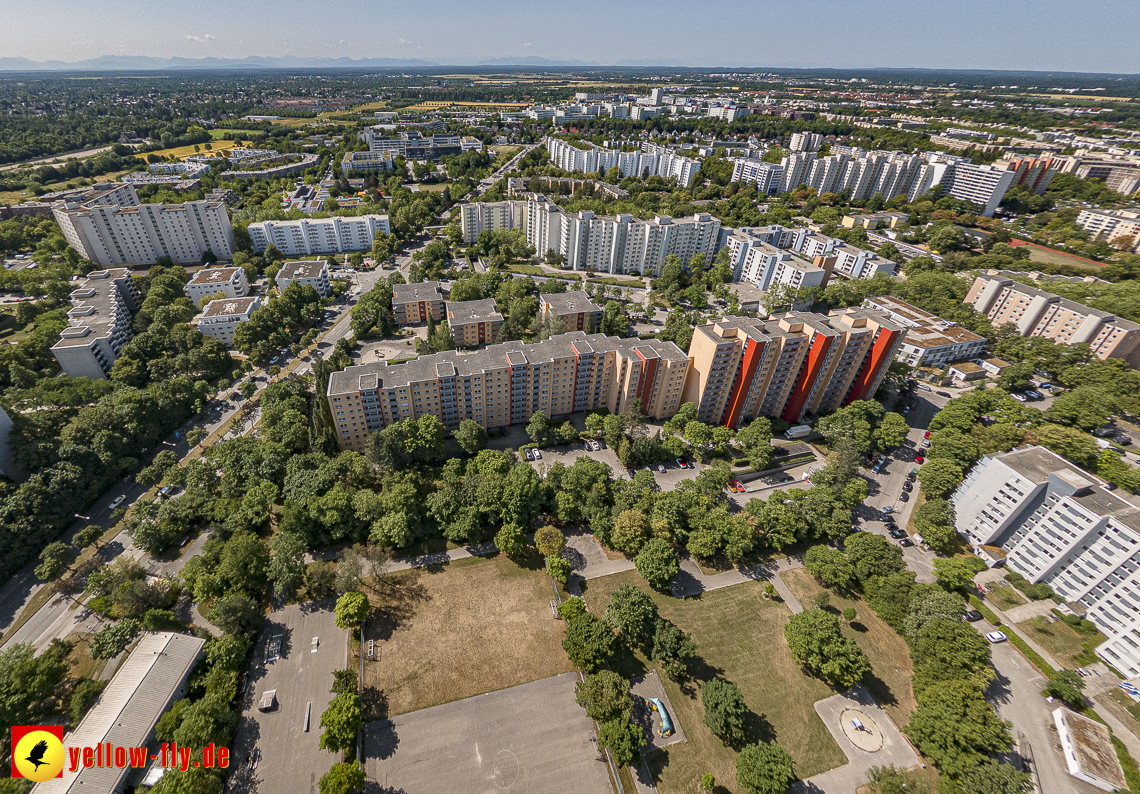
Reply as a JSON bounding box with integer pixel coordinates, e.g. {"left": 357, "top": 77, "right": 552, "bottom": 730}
{"left": 784, "top": 424, "right": 812, "bottom": 439}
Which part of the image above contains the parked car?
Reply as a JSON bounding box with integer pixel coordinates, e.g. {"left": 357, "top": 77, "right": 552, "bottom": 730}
{"left": 1092, "top": 426, "right": 1116, "bottom": 438}
{"left": 1115, "top": 435, "right": 1133, "bottom": 447}
{"left": 656, "top": 463, "right": 666, "bottom": 473}
{"left": 871, "top": 463, "right": 883, "bottom": 474}
{"left": 985, "top": 631, "right": 1008, "bottom": 644}
{"left": 899, "top": 538, "right": 914, "bottom": 547}
{"left": 906, "top": 469, "right": 918, "bottom": 481}
{"left": 109, "top": 495, "right": 126, "bottom": 510}
{"left": 902, "top": 482, "right": 913, "bottom": 492}
{"left": 914, "top": 454, "right": 925, "bottom": 464}
{"left": 921, "top": 439, "right": 931, "bottom": 449}
{"left": 533, "top": 450, "right": 542, "bottom": 460}
{"left": 627, "top": 468, "right": 638, "bottom": 479}
{"left": 963, "top": 610, "right": 984, "bottom": 622}
{"left": 159, "top": 485, "right": 175, "bottom": 498}
{"left": 732, "top": 480, "right": 745, "bottom": 492}
{"left": 523, "top": 448, "right": 534, "bottom": 461}
{"left": 936, "top": 391, "right": 951, "bottom": 397}
{"left": 924, "top": 431, "right": 932, "bottom": 439}
{"left": 880, "top": 506, "right": 894, "bottom": 514}
{"left": 675, "top": 458, "right": 688, "bottom": 469}
{"left": 899, "top": 492, "right": 910, "bottom": 502}
{"left": 889, "top": 528, "right": 907, "bottom": 539}
{"left": 1011, "top": 393, "right": 1028, "bottom": 402}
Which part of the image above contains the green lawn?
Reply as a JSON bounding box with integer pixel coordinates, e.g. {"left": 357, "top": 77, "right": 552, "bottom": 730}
{"left": 987, "top": 585, "right": 1028, "bottom": 611}
{"left": 580, "top": 571, "right": 846, "bottom": 793}
{"left": 588, "top": 275, "right": 645, "bottom": 288}
{"left": 1017, "top": 615, "right": 1105, "bottom": 668}
{"left": 506, "top": 263, "right": 546, "bottom": 276}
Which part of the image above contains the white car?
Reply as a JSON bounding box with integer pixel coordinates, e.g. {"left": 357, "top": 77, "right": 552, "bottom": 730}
{"left": 109, "top": 495, "right": 126, "bottom": 510}
{"left": 533, "top": 449, "right": 542, "bottom": 460}
{"left": 985, "top": 631, "right": 1008, "bottom": 644}
{"left": 1011, "top": 393, "right": 1028, "bottom": 402}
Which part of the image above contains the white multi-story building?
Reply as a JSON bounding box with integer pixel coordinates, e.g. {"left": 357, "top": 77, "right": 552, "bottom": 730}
{"left": 1076, "top": 209, "right": 1140, "bottom": 253}
{"left": 724, "top": 232, "right": 829, "bottom": 295}
{"left": 779, "top": 153, "right": 816, "bottom": 193}
{"left": 939, "top": 162, "right": 1016, "bottom": 216}
{"left": 50, "top": 269, "right": 140, "bottom": 379}
{"left": 276, "top": 259, "right": 331, "bottom": 296}
{"left": 457, "top": 197, "right": 720, "bottom": 277}
{"left": 952, "top": 446, "right": 1140, "bottom": 677}
{"left": 730, "top": 160, "right": 783, "bottom": 194}
{"left": 52, "top": 185, "right": 234, "bottom": 267}
{"left": 828, "top": 243, "right": 897, "bottom": 279}
{"left": 193, "top": 296, "right": 261, "bottom": 347}
{"left": 185, "top": 266, "right": 249, "bottom": 305}
{"left": 146, "top": 162, "right": 211, "bottom": 177}
{"left": 546, "top": 138, "right": 700, "bottom": 188}
{"left": 863, "top": 295, "right": 986, "bottom": 367}
{"left": 789, "top": 132, "right": 824, "bottom": 152}
{"left": 342, "top": 151, "right": 397, "bottom": 173}
{"left": 246, "top": 215, "right": 390, "bottom": 256}
{"left": 707, "top": 105, "right": 751, "bottom": 122}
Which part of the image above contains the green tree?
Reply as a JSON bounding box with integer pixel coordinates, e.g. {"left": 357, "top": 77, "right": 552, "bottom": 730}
{"left": 35, "top": 541, "right": 76, "bottom": 581}
{"left": 318, "top": 692, "right": 362, "bottom": 753}
{"left": 875, "top": 413, "right": 910, "bottom": 450}
{"left": 604, "top": 584, "right": 657, "bottom": 645}
{"left": 494, "top": 523, "right": 527, "bottom": 558}
{"left": 651, "top": 618, "right": 698, "bottom": 681}
{"left": 334, "top": 592, "right": 369, "bottom": 630}
{"left": 916, "top": 459, "right": 965, "bottom": 500}
{"left": 635, "top": 538, "right": 680, "bottom": 589}
{"left": 546, "top": 554, "right": 571, "bottom": 583}
{"left": 611, "top": 509, "right": 652, "bottom": 554}
{"left": 1043, "top": 669, "right": 1085, "bottom": 707}
{"left": 562, "top": 613, "right": 616, "bottom": 673}
{"left": 73, "top": 524, "right": 104, "bottom": 551}
{"left": 318, "top": 763, "right": 365, "bottom": 794}
{"left": 735, "top": 742, "right": 796, "bottom": 794}
{"left": 904, "top": 680, "right": 1012, "bottom": 776}
{"left": 932, "top": 558, "right": 976, "bottom": 591}
{"left": 69, "top": 678, "right": 106, "bottom": 726}
{"left": 912, "top": 499, "right": 957, "bottom": 554}
{"left": 954, "top": 760, "right": 1031, "bottom": 794}
{"left": 535, "top": 525, "right": 566, "bottom": 557}
{"left": 454, "top": 419, "right": 488, "bottom": 454}
{"left": 598, "top": 718, "right": 645, "bottom": 766}
{"left": 268, "top": 532, "right": 307, "bottom": 597}
{"left": 784, "top": 610, "right": 870, "bottom": 689}
{"left": 206, "top": 593, "right": 262, "bottom": 635}
{"left": 702, "top": 679, "right": 747, "bottom": 745}
{"left": 803, "top": 545, "right": 856, "bottom": 590}
{"left": 526, "top": 410, "right": 551, "bottom": 447}
{"left": 90, "top": 618, "right": 141, "bottom": 659}
{"left": 574, "top": 670, "right": 633, "bottom": 723}
{"left": 844, "top": 532, "right": 904, "bottom": 582}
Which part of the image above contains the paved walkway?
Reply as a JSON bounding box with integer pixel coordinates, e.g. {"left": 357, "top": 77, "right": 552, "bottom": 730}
{"left": 1002, "top": 599, "right": 1062, "bottom": 624}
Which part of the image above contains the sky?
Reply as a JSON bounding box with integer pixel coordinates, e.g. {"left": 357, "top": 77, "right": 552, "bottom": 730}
{"left": 2, "top": 0, "right": 1139, "bottom": 73}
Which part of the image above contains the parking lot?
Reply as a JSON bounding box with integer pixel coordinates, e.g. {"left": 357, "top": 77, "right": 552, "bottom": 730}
{"left": 229, "top": 601, "right": 346, "bottom": 794}
{"left": 363, "top": 672, "right": 611, "bottom": 794}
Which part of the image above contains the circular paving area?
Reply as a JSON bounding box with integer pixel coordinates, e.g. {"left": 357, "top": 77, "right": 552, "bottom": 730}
{"left": 839, "top": 708, "right": 883, "bottom": 752}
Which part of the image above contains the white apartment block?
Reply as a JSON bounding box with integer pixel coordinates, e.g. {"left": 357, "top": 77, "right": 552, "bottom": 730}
{"left": 940, "top": 162, "right": 1016, "bottom": 216}
{"left": 1076, "top": 209, "right": 1140, "bottom": 253}
{"left": 730, "top": 160, "right": 783, "bottom": 195}
{"left": 789, "top": 132, "right": 824, "bottom": 152}
{"left": 50, "top": 269, "right": 140, "bottom": 379}
{"left": 863, "top": 295, "right": 986, "bottom": 367}
{"left": 546, "top": 138, "right": 700, "bottom": 188}
{"left": 246, "top": 215, "right": 390, "bottom": 256}
{"left": 729, "top": 237, "right": 829, "bottom": 294}
{"left": 707, "top": 105, "right": 751, "bottom": 122}
{"left": 185, "top": 266, "right": 249, "bottom": 305}
{"left": 342, "top": 151, "right": 397, "bottom": 173}
{"left": 952, "top": 446, "right": 1140, "bottom": 677}
{"left": 276, "top": 259, "right": 331, "bottom": 297}
{"left": 52, "top": 185, "right": 235, "bottom": 267}
{"left": 457, "top": 197, "right": 720, "bottom": 277}
{"left": 193, "top": 296, "right": 261, "bottom": 347}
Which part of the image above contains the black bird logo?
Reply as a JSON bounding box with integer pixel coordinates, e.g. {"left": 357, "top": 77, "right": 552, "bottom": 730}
{"left": 25, "top": 740, "right": 50, "bottom": 772}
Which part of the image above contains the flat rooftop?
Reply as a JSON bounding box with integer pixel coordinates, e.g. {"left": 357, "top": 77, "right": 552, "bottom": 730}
{"left": 328, "top": 330, "right": 687, "bottom": 397}
{"left": 393, "top": 281, "right": 443, "bottom": 304}
{"left": 446, "top": 298, "right": 503, "bottom": 325}
{"left": 51, "top": 269, "right": 133, "bottom": 349}
{"left": 1055, "top": 706, "right": 1126, "bottom": 790}
{"left": 188, "top": 267, "right": 241, "bottom": 286}
{"left": 540, "top": 291, "right": 602, "bottom": 315}
{"left": 201, "top": 296, "right": 259, "bottom": 317}
{"left": 276, "top": 260, "right": 327, "bottom": 281}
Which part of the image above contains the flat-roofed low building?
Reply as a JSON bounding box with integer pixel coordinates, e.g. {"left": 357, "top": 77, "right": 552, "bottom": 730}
{"left": 841, "top": 212, "right": 910, "bottom": 229}
{"left": 446, "top": 298, "right": 503, "bottom": 346}
{"left": 948, "top": 361, "right": 986, "bottom": 381}
{"left": 539, "top": 291, "right": 603, "bottom": 333}
{"left": 194, "top": 296, "right": 261, "bottom": 346}
{"left": 393, "top": 282, "right": 445, "bottom": 325}
{"left": 1053, "top": 706, "right": 1126, "bottom": 792}
{"left": 326, "top": 331, "right": 690, "bottom": 451}
{"left": 863, "top": 296, "right": 986, "bottom": 367}
{"left": 275, "top": 259, "right": 331, "bottom": 297}
{"left": 185, "top": 266, "right": 249, "bottom": 305}
{"left": 50, "top": 269, "right": 140, "bottom": 379}
{"left": 979, "top": 357, "right": 1012, "bottom": 376}
{"left": 31, "top": 632, "right": 207, "bottom": 794}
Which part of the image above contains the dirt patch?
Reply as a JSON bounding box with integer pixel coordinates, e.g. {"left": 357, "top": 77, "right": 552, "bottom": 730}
{"left": 362, "top": 553, "right": 571, "bottom": 717}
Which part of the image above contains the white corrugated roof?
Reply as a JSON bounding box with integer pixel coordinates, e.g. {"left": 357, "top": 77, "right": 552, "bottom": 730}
{"left": 33, "top": 632, "right": 206, "bottom": 794}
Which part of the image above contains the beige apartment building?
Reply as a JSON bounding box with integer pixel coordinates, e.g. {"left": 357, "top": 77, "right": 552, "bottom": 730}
{"left": 193, "top": 296, "right": 261, "bottom": 347}
{"left": 50, "top": 268, "right": 141, "bottom": 379}
{"left": 445, "top": 298, "right": 503, "bottom": 346}
{"left": 965, "top": 275, "right": 1140, "bottom": 366}
{"left": 185, "top": 266, "right": 249, "bottom": 305}
{"left": 327, "top": 331, "right": 690, "bottom": 451}
{"left": 540, "top": 291, "right": 603, "bottom": 333}
{"left": 683, "top": 308, "right": 905, "bottom": 427}
{"left": 393, "top": 282, "right": 445, "bottom": 325}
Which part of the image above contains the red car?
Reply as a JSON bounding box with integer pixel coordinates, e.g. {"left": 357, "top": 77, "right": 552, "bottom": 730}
{"left": 732, "top": 480, "right": 745, "bottom": 492}
{"left": 914, "top": 454, "right": 925, "bottom": 464}
{"left": 924, "top": 431, "right": 932, "bottom": 439}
